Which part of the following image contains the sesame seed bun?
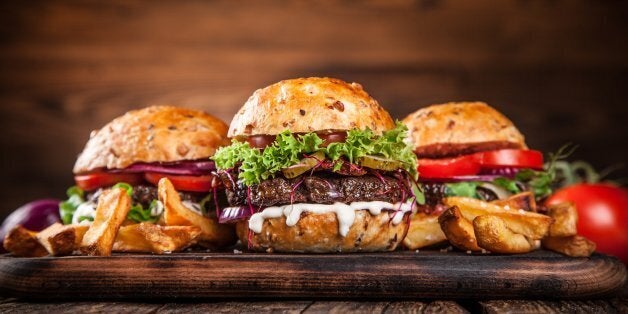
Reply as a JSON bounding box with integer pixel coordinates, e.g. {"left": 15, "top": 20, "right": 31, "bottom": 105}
{"left": 228, "top": 77, "right": 395, "bottom": 138}
{"left": 402, "top": 102, "right": 527, "bottom": 158}
{"left": 73, "top": 105, "right": 229, "bottom": 174}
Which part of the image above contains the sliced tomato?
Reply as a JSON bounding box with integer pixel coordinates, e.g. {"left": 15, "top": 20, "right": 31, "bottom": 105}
{"left": 144, "top": 172, "right": 216, "bottom": 192}
{"left": 417, "top": 149, "right": 544, "bottom": 179}
{"left": 418, "top": 155, "right": 481, "bottom": 179}
{"left": 74, "top": 172, "right": 144, "bottom": 191}
{"left": 478, "top": 149, "right": 543, "bottom": 170}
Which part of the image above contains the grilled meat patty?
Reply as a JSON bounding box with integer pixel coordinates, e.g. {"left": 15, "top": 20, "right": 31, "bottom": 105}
{"left": 219, "top": 173, "right": 410, "bottom": 208}
{"left": 86, "top": 185, "right": 207, "bottom": 208}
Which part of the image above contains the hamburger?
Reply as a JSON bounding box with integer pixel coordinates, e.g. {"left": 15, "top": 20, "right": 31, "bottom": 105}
{"left": 403, "top": 102, "right": 551, "bottom": 216}
{"left": 213, "top": 77, "right": 419, "bottom": 253}
{"left": 60, "top": 105, "right": 236, "bottom": 247}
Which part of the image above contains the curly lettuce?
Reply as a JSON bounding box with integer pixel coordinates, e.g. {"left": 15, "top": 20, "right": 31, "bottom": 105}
{"left": 212, "top": 122, "right": 418, "bottom": 186}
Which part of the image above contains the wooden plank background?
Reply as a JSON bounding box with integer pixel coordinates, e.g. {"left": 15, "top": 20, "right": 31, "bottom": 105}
{"left": 0, "top": 0, "right": 626, "bottom": 217}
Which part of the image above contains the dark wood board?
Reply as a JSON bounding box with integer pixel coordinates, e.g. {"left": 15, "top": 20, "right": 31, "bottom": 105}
{"left": 0, "top": 250, "right": 625, "bottom": 300}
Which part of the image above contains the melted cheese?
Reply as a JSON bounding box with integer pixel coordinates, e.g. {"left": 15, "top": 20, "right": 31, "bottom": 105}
{"left": 239, "top": 201, "right": 415, "bottom": 237}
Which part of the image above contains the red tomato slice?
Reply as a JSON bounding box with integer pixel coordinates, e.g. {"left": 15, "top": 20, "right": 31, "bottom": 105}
{"left": 418, "top": 155, "right": 481, "bottom": 179}
{"left": 417, "top": 149, "right": 545, "bottom": 179}
{"left": 144, "top": 172, "right": 216, "bottom": 192}
{"left": 74, "top": 172, "right": 144, "bottom": 191}
{"left": 478, "top": 149, "right": 544, "bottom": 170}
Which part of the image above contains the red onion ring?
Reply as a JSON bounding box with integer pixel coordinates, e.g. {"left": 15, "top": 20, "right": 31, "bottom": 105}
{"left": 111, "top": 160, "right": 216, "bottom": 176}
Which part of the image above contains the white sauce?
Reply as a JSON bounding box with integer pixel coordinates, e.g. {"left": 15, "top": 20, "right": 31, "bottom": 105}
{"left": 239, "top": 201, "right": 415, "bottom": 237}
{"left": 151, "top": 200, "right": 164, "bottom": 217}
{"left": 182, "top": 200, "right": 203, "bottom": 215}
{"left": 71, "top": 202, "right": 97, "bottom": 225}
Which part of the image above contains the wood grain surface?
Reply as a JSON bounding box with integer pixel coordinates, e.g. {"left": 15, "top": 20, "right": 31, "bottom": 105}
{"left": 0, "top": 250, "right": 625, "bottom": 300}
{"left": 0, "top": 0, "right": 627, "bottom": 217}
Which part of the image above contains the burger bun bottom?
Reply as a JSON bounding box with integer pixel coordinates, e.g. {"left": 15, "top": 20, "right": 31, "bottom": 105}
{"left": 236, "top": 210, "right": 410, "bottom": 253}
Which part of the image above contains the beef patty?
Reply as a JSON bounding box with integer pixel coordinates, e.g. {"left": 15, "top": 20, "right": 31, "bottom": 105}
{"left": 86, "top": 185, "right": 207, "bottom": 208}
{"left": 220, "top": 173, "right": 411, "bottom": 208}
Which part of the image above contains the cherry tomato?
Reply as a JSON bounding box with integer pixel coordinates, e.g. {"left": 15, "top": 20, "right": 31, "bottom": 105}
{"left": 418, "top": 154, "right": 481, "bottom": 178}
{"left": 246, "top": 135, "right": 276, "bottom": 149}
{"left": 478, "top": 149, "right": 544, "bottom": 170}
{"left": 74, "top": 172, "right": 144, "bottom": 191}
{"left": 546, "top": 184, "right": 628, "bottom": 263}
{"left": 144, "top": 172, "right": 216, "bottom": 192}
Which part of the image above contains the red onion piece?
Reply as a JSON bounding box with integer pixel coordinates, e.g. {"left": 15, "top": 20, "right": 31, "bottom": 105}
{"left": 419, "top": 174, "right": 506, "bottom": 183}
{"left": 0, "top": 199, "right": 62, "bottom": 253}
{"left": 218, "top": 206, "right": 253, "bottom": 224}
{"left": 113, "top": 160, "right": 216, "bottom": 176}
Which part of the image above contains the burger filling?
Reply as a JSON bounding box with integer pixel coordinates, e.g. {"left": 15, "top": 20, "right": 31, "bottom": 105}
{"left": 59, "top": 160, "right": 222, "bottom": 225}
{"left": 415, "top": 145, "right": 574, "bottom": 213}
{"left": 212, "top": 122, "right": 420, "bottom": 236}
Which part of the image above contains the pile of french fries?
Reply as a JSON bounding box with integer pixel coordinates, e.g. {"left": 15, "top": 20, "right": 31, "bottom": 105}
{"left": 404, "top": 192, "right": 596, "bottom": 257}
{"left": 3, "top": 178, "right": 234, "bottom": 257}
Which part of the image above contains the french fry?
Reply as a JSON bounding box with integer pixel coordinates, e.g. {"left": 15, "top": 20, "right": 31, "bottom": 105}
{"left": 438, "top": 207, "right": 481, "bottom": 252}
{"left": 444, "top": 197, "right": 552, "bottom": 239}
{"left": 473, "top": 215, "right": 536, "bottom": 254}
{"left": 491, "top": 192, "right": 537, "bottom": 212}
{"left": 113, "top": 223, "right": 201, "bottom": 254}
{"left": 546, "top": 202, "right": 578, "bottom": 237}
{"left": 36, "top": 223, "right": 88, "bottom": 256}
{"left": 158, "top": 178, "right": 236, "bottom": 248}
{"left": 80, "top": 188, "right": 131, "bottom": 256}
{"left": 542, "top": 235, "right": 596, "bottom": 257}
{"left": 3, "top": 226, "right": 48, "bottom": 257}
{"left": 403, "top": 212, "right": 447, "bottom": 250}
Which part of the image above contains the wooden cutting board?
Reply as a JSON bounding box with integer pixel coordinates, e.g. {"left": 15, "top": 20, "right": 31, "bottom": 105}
{"left": 0, "top": 250, "right": 625, "bottom": 300}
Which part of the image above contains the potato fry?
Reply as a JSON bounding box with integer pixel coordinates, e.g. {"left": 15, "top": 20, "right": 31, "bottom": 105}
{"left": 444, "top": 197, "right": 552, "bottom": 239}
{"left": 113, "top": 223, "right": 201, "bottom": 254}
{"left": 3, "top": 226, "right": 48, "bottom": 257}
{"left": 546, "top": 202, "right": 578, "bottom": 237}
{"left": 438, "top": 206, "right": 481, "bottom": 252}
{"left": 80, "top": 188, "right": 131, "bottom": 256}
{"left": 37, "top": 223, "right": 88, "bottom": 256}
{"left": 403, "top": 212, "right": 447, "bottom": 250}
{"left": 473, "top": 215, "right": 536, "bottom": 254}
{"left": 158, "top": 178, "right": 236, "bottom": 248}
{"left": 491, "top": 192, "right": 537, "bottom": 212}
{"left": 542, "top": 235, "right": 596, "bottom": 257}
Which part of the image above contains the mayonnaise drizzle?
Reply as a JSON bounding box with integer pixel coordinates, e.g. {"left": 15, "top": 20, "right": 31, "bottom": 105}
{"left": 238, "top": 201, "right": 415, "bottom": 237}
{"left": 71, "top": 201, "right": 97, "bottom": 225}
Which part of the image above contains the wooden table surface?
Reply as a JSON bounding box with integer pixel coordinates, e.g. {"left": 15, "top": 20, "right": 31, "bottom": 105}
{"left": 0, "top": 260, "right": 626, "bottom": 313}
{"left": 1, "top": 293, "right": 627, "bottom": 313}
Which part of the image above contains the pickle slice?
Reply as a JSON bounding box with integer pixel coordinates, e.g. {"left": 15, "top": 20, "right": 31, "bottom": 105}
{"left": 281, "top": 151, "right": 325, "bottom": 178}
{"left": 357, "top": 155, "right": 403, "bottom": 171}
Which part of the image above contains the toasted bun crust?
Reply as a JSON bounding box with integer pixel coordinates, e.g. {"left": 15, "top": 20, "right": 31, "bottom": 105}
{"left": 74, "top": 106, "right": 229, "bottom": 174}
{"left": 236, "top": 210, "right": 410, "bottom": 253}
{"left": 402, "top": 102, "right": 527, "bottom": 158}
{"left": 228, "top": 77, "right": 395, "bottom": 137}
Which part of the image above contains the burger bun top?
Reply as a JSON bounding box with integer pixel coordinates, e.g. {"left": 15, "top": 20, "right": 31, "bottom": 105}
{"left": 228, "top": 77, "right": 394, "bottom": 137}
{"left": 74, "top": 105, "right": 229, "bottom": 174}
{"left": 402, "top": 102, "right": 527, "bottom": 158}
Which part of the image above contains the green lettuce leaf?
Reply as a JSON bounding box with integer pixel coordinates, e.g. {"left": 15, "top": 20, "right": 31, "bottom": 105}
{"left": 212, "top": 122, "right": 418, "bottom": 186}
{"left": 127, "top": 200, "right": 160, "bottom": 223}
{"left": 492, "top": 177, "right": 522, "bottom": 194}
{"left": 59, "top": 186, "right": 85, "bottom": 224}
{"left": 445, "top": 182, "right": 479, "bottom": 198}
